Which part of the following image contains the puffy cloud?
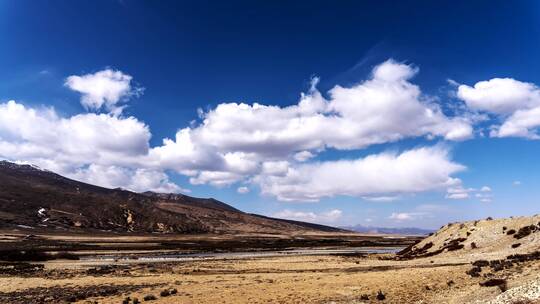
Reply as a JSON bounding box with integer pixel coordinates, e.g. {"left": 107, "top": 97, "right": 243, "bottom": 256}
{"left": 0, "top": 100, "right": 182, "bottom": 193}
{"left": 389, "top": 212, "right": 425, "bottom": 221}
{"left": 294, "top": 150, "right": 315, "bottom": 162}
{"left": 325, "top": 60, "right": 472, "bottom": 146}
{"left": 173, "top": 60, "right": 471, "bottom": 161}
{"left": 257, "top": 147, "right": 464, "bottom": 202}
{"left": 446, "top": 186, "right": 474, "bottom": 199}
{"left": 1, "top": 60, "right": 477, "bottom": 200}
{"left": 237, "top": 186, "right": 250, "bottom": 194}
{"left": 494, "top": 106, "right": 540, "bottom": 139}
{"left": 0, "top": 100, "right": 150, "bottom": 164}
{"left": 149, "top": 60, "right": 472, "bottom": 195}
{"left": 457, "top": 78, "right": 540, "bottom": 138}
{"left": 446, "top": 185, "right": 493, "bottom": 202}
{"left": 273, "top": 209, "right": 343, "bottom": 224}
{"left": 65, "top": 69, "right": 143, "bottom": 115}
{"left": 457, "top": 78, "right": 539, "bottom": 114}
{"left": 513, "top": 181, "right": 522, "bottom": 186}
{"left": 189, "top": 170, "right": 244, "bottom": 187}
{"left": 70, "top": 164, "right": 188, "bottom": 193}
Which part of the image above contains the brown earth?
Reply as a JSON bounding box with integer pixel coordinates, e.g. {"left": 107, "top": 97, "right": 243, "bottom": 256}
{"left": 0, "top": 250, "right": 539, "bottom": 304}
{"left": 0, "top": 160, "right": 344, "bottom": 235}
{"left": 1, "top": 215, "right": 539, "bottom": 303}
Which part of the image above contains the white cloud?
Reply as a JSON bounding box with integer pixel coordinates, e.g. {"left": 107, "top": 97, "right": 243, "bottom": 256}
{"left": 0, "top": 100, "right": 150, "bottom": 163}
{"left": 446, "top": 185, "right": 492, "bottom": 202}
{"left": 189, "top": 170, "right": 243, "bottom": 187}
{"left": 513, "top": 180, "right": 522, "bottom": 186}
{"left": 70, "top": 164, "right": 188, "bottom": 193}
{"left": 446, "top": 191, "right": 470, "bottom": 200}
{"left": 457, "top": 78, "right": 540, "bottom": 138}
{"left": 457, "top": 78, "right": 539, "bottom": 114}
{"left": 257, "top": 146, "right": 464, "bottom": 202}
{"left": 153, "top": 60, "right": 472, "bottom": 180}
{"left": 237, "top": 186, "right": 250, "bottom": 194}
{"left": 389, "top": 212, "right": 425, "bottom": 221}
{"left": 65, "top": 69, "right": 143, "bottom": 115}
{"left": 0, "top": 60, "right": 479, "bottom": 200}
{"left": 273, "top": 209, "right": 343, "bottom": 224}
{"left": 362, "top": 196, "right": 400, "bottom": 202}
{"left": 294, "top": 150, "right": 315, "bottom": 162}
{"left": 146, "top": 60, "right": 472, "bottom": 198}
{"left": 494, "top": 106, "right": 540, "bottom": 139}
{"left": 0, "top": 100, "right": 182, "bottom": 193}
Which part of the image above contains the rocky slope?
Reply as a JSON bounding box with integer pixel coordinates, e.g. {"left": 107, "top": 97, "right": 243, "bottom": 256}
{"left": 397, "top": 215, "right": 540, "bottom": 304}
{"left": 398, "top": 214, "right": 540, "bottom": 261}
{"left": 0, "top": 161, "right": 344, "bottom": 234}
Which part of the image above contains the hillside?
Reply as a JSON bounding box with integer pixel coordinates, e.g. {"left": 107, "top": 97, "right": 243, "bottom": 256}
{"left": 398, "top": 214, "right": 540, "bottom": 261}
{"left": 0, "top": 161, "right": 344, "bottom": 234}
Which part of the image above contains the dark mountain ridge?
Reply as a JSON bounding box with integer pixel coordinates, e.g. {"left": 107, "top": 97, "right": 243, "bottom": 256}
{"left": 0, "top": 161, "right": 344, "bottom": 234}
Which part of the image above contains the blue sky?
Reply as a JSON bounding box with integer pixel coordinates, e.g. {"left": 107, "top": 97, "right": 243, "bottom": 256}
{"left": 1, "top": 0, "right": 540, "bottom": 228}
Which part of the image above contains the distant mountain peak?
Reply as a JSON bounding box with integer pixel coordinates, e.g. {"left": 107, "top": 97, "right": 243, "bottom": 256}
{"left": 342, "top": 224, "right": 434, "bottom": 236}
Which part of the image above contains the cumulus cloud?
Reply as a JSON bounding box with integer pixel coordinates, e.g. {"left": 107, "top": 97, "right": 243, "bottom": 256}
{"left": 70, "top": 164, "right": 188, "bottom": 193}
{"left": 294, "top": 151, "right": 315, "bottom": 162}
{"left": 389, "top": 212, "right": 425, "bottom": 221}
{"left": 257, "top": 147, "right": 465, "bottom": 202}
{"left": 149, "top": 60, "right": 472, "bottom": 189}
{"left": 65, "top": 69, "right": 143, "bottom": 115}
{"left": 0, "top": 100, "right": 182, "bottom": 193}
{"left": 273, "top": 209, "right": 343, "bottom": 224}
{"left": 0, "top": 60, "right": 478, "bottom": 200}
{"left": 457, "top": 78, "right": 540, "bottom": 138}
{"left": 495, "top": 106, "right": 540, "bottom": 139}
{"left": 446, "top": 186, "right": 474, "bottom": 199}
{"left": 237, "top": 186, "right": 250, "bottom": 194}
{"left": 175, "top": 60, "right": 471, "bottom": 158}
{"left": 0, "top": 100, "right": 150, "bottom": 163}
{"left": 446, "top": 185, "right": 492, "bottom": 202}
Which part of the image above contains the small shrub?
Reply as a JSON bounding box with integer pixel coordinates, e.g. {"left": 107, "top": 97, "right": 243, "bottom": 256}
{"left": 514, "top": 225, "right": 535, "bottom": 239}
{"left": 160, "top": 289, "right": 170, "bottom": 297}
{"left": 480, "top": 278, "right": 507, "bottom": 292}
{"left": 512, "top": 243, "right": 521, "bottom": 249}
{"left": 376, "top": 290, "right": 385, "bottom": 301}
{"left": 466, "top": 266, "right": 482, "bottom": 277}
{"left": 507, "top": 229, "right": 516, "bottom": 235}
{"left": 472, "top": 260, "right": 489, "bottom": 267}
{"left": 143, "top": 294, "right": 156, "bottom": 301}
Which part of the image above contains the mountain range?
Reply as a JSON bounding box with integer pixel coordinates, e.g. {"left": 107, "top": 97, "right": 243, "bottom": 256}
{"left": 0, "top": 161, "right": 344, "bottom": 235}
{"left": 341, "top": 224, "right": 434, "bottom": 236}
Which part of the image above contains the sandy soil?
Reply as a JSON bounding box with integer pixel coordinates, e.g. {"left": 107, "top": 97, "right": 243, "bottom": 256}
{"left": 2, "top": 215, "right": 540, "bottom": 304}
{"left": 1, "top": 252, "right": 539, "bottom": 304}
